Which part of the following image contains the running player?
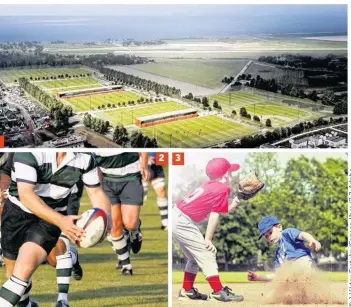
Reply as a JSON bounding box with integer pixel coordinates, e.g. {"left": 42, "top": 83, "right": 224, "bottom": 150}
{"left": 143, "top": 152, "right": 168, "bottom": 230}
{"left": 95, "top": 152, "right": 150, "bottom": 275}
{"left": 0, "top": 154, "right": 84, "bottom": 307}
{"left": 0, "top": 152, "right": 111, "bottom": 307}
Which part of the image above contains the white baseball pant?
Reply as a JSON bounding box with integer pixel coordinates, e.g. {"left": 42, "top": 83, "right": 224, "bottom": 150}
{"left": 172, "top": 207, "right": 219, "bottom": 278}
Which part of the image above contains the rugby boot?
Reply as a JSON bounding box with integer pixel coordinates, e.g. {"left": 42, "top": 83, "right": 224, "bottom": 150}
{"left": 55, "top": 300, "right": 70, "bottom": 307}
{"left": 130, "top": 220, "right": 142, "bottom": 254}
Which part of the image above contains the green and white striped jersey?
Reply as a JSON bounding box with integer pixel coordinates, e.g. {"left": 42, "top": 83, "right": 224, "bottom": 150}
{"left": 0, "top": 153, "right": 9, "bottom": 169}
{"left": 8, "top": 152, "right": 100, "bottom": 214}
{"left": 95, "top": 152, "right": 141, "bottom": 182}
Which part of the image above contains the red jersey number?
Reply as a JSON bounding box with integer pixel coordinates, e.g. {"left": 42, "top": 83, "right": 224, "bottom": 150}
{"left": 183, "top": 187, "right": 204, "bottom": 204}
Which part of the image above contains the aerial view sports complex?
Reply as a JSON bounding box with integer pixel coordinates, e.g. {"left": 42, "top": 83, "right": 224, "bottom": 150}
{"left": 0, "top": 4, "right": 347, "bottom": 149}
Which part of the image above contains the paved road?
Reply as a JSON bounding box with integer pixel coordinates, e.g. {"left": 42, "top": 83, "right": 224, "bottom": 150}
{"left": 272, "top": 123, "right": 347, "bottom": 145}
{"left": 219, "top": 60, "right": 253, "bottom": 94}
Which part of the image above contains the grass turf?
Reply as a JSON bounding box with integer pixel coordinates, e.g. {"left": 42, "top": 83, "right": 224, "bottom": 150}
{"left": 141, "top": 115, "right": 256, "bottom": 148}
{"left": 37, "top": 78, "right": 100, "bottom": 90}
{"left": 0, "top": 179, "right": 168, "bottom": 307}
{"left": 96, "top": 101, "right": 190, "bottom": 126}
{"left": 209, "top": 92, "right": 312, "bottom": 126}
{"left": 64, "top": 90, "right": 145, "bottom": 112}
{"left": 0, "top": 68, "right": 91, "bottom": 84}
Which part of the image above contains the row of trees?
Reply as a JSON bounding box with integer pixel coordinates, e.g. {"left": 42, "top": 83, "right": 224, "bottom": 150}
{"left": 82, "top": 115, "right": 159, "bottom": 148}
{"left": 224, "top": 116, "right": 346, "bottom": 148}
{"left": 99, "top": 67, "right": 181, "bottom": 97}
{"left": 0, "top": 51, "right": 148, "bottom": 69}
{"left": 258, "top": 54, "right": 347, "bottom": 71}
{"left": 18, "top": 77, "right": 72, "bottom": 127}
{"left": 28, "top": 73, "right": 91, "bottom": 81}
{"left": 83, "top": 113, "right": 110, "bottom": 134}
{"left": 112, "top": 125, "right": 159, "bottom": 148}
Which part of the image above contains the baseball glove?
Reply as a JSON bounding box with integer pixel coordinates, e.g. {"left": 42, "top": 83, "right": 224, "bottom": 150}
{"left": 237, "top": 172, "right": 264, "bottom": 200}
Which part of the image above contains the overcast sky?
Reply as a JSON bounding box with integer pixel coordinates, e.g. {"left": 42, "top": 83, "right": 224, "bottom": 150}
{"left": 0, "top": 4, "right": 347, "bottom": 17}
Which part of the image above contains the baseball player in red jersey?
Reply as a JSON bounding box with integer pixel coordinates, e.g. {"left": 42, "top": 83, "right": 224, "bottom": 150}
{"left": 173, "top": 157, "right": 254, "bottom": 302}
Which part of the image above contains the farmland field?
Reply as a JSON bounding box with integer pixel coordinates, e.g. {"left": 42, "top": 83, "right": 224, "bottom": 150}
{"left": 141, "top": 115, "right": 256, "bottom": 148}
{"left": 0, "top": 68, "right": 91, "bottom": 83}
{"left": 129, "top": 59, "right": 248, "bottom": 89}
{"left": 209, "top": 91, "right": 314, "bottom": 126}
{"left": 0, "top": 185, "right": 168, "bottom": 307}
{"left": 64, "top": 90, "right": 145, "bottom": 112}
{"left": 245, "top": 62, "right": 308, "bottom": 87}
{"left": 96, "top": 101, "right": 189, "bottom": 126}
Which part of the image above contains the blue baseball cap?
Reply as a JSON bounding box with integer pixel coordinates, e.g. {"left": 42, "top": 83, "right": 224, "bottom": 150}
{"left": 258, "top": 216, "right": 280, "bottom": 239}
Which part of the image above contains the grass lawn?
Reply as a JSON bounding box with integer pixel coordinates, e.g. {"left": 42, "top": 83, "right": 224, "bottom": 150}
{"left": 209, "top": 92, "right": 311, "bottom": 126}
{"left": 131, "top": 59, "right": 248, "bottom": 89}
{"left": 65, "top": 90, "right": 145, "bottom": 112}
{"left": 37, "top": 77, "right": 100, "bottom": 90}
{"left": 0, "top": 68, "right": 91, "bottom": 83}
{"left": 141, "top": 115, "right": 256, "bottom": 148}
{"left": 96, "top": 101, "right": 190, "bottom": 126}
{"left": 0, "top": 181, "right": 168, "bottom": 307}
{"left": 172, "top": 271, "right": 347, "bottom": 284}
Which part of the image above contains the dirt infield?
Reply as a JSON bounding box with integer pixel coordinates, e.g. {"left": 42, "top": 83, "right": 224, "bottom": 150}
{"left": 172, "top": 281, "right": 346, "bottom": 307}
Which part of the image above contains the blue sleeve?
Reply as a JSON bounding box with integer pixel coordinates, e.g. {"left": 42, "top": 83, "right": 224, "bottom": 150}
{"left": 274, "top": 251, "right": 280, "bottom": 270}
{"left": 284, "top": 228, "right": 302, "bottom": 242}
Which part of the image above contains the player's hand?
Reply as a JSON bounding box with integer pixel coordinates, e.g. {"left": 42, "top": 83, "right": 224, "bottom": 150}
{"left": 0, "top": 190, "right": 8, "bottom": 207}
{"left": 247, "top": 271, "right": 258, "bottom": 281}
{"left": 141, "top": 167, "right": 150, "bottom": 182}
{"left": 205, "top": 239, "right": 217, "bottom": 254}
{"left": 148, "top": 156, "right": 155, "bottom": 165}
{"left": 309, "top": 240, "right": 321, "bottom": 252}
{"left": 58, "top": 215, "right": 85, "bottom": 243}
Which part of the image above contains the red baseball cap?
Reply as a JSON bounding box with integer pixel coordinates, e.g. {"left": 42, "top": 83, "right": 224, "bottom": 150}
{"left": 206, "top": 158, "right": 240, "bottom": 180}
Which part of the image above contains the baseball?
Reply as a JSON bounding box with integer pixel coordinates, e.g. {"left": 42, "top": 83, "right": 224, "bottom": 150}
{"left": 265, "top": 169, "right": 275, "bottom": 176}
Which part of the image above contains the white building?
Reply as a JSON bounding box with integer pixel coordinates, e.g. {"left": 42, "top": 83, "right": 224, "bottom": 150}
{"left": 324, "top": 136, "right": 346, "bottom": 148}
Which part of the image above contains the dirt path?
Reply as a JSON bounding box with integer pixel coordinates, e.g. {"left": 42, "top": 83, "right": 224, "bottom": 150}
{"left": 172, "top": 282, "right": 346, "bottom": 307}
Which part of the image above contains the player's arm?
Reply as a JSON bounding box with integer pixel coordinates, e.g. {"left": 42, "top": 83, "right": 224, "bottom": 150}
{"left": 204, "top": 212, "right": 219, "bottom": 253}
{"left": 85, "top": 185, "right": 111, "bottom": 216}
{"left": 297, "top": 231, "right": 321, "bottom": 252}
{"left": 139, "top": 152, "right": 150, "bottom": 181}
{"left": 81, "top": 162, "right": 111, "bottom": 221}
{"left": 228, "top": 196, "right": 242, "bottom": 213}
{"left": 248, "top": 271, "right": 275, "bottom": 282}
{"left": 14, "top": 154, "right": 83, "bottom": 242}
{"left": 0, "top": 153, "right": 13, "bottom": 207}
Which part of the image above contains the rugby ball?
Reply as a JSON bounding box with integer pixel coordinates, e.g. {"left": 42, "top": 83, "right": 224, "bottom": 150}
{"left": 75, "top": 208, "right": 108, "bottom": 248}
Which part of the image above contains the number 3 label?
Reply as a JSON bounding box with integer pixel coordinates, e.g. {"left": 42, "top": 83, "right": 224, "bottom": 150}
{"left": 172, "top": 152, "right": 184, "bottom": 165}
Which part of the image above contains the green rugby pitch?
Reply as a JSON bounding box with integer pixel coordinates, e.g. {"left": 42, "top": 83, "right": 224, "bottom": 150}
{"left": 0, "top": 68, "right": 91, "bottom": 83}
{"left": 64, "top": 90, "right": 145, "bottom": 112}
{"left": 37, "top": 77, "right": 100, "bottom": 90}
{"left": 96, "top": 101, "right": 190, "bottom": 126}
{"left": 0, "top": 184, "right": 168, "bottom": 307}
{"left": 141, "top": 115, "right": 256, "bottom": 148}
{"left": 209, "top": 92, "right": 314, "bottom": 126}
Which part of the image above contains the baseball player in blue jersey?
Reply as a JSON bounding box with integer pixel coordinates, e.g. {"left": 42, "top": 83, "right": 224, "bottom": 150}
{"left": 248, "top": 216, "right": 321, "bottom": 282}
